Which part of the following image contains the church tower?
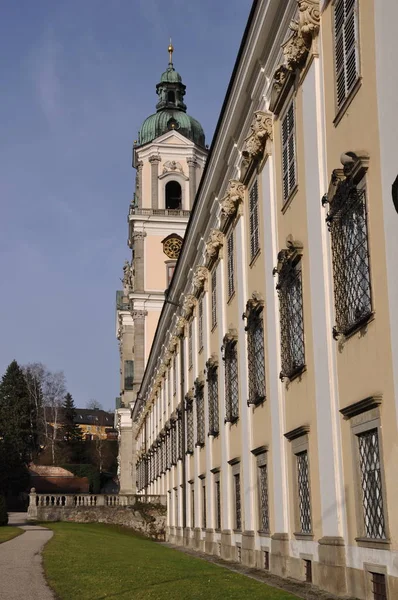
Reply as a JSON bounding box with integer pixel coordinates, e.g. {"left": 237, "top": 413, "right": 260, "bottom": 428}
{"left": 116, "top": 44, "right": 207, "bottom": 493}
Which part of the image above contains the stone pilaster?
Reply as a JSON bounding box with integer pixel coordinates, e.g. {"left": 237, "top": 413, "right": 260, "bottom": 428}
{"left": 132, "top": 231, "right": 146, "bottom": 292}
{"left": 149, "top": 155, "right": 161, "bottom": 209}
{"left": 136, "top": 160, "right": 144, "bottom": 208}
{"left": 187, "top": 156, "right": 197, "bottom": 208}
{"left": 131, "top": 310, "right": 147, "bottom": 400}
{"left": 116, "top": 407, "right": 134, "bottom": 494}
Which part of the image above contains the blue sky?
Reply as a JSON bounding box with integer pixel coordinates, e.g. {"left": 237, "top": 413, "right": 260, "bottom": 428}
{"left": 0, "top": 0, "right": 252, "bottom": 410}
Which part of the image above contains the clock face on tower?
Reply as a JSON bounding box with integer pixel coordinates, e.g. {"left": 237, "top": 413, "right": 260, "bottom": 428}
{"left": 162, "top": 235, "right": 183, "bottom": 259}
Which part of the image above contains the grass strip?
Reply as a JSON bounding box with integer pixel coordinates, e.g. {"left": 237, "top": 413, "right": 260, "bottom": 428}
{"left": 43, "top": 522, "right": 299, "bottom": 600}
{"left": 0, "top": 526, "right": 24, "bottom": 544}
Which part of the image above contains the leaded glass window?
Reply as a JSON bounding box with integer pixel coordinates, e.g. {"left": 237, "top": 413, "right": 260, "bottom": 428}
{"left": 297, "top": 451, "right": 312, "bottom": 534}
{"left": 227, "top": 230, "right": 235, "bottom": 299}
{"left": 195, "top": 379, "right": 205, "bottom": 447}
{"left": 274, "top": 246, "right": 305, "bottom": 380}
{"left": 188, "top": 322, "right": 193, "bottom": 369}
{"left": 249, "top": 180, "right": 260, "bottom": 260}
{"left": 223, "top": 332, "right": 239, "bottom": 423}
{"left": 258, "top": 464, "right": 269, "bottom": 532}
{"left": 173, "top": 355, "right": 177, "bottom": 395}
{"left": 334, "top": 0, "right": 359, "bottom": 108}
{"left": 358, "top": 429, "right": 386, "bottom": 540}
{"left": 198, "top": 298, "right": 203, "bottom": 350}
{"left": 244, "top": 295, "right": 266, "bottom": 404}
{"left": 281, "top": 99, "right": 297, "bottom": 202}
{"left": 177, "top": 407, "right": 183, "bottom": 460}
{"left": 207, "top": 358, "right": 219, "bottom": 436}
{"left": 171, "top": 421, "right": 177, "bottom": 465}
{"left": 325, "top": 175, "right": 372, "bottom": 337}
{"left": 234, "top": 473, "right": 242, "bottom": 530}
{"left": 211, "top": 268, "right": 217, "bottom": 329}
{"left": 186, "top": 397, "right": 194, "bottom": 454}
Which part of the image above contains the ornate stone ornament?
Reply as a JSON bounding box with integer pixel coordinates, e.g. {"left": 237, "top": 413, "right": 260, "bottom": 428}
{"left": 176, "top": 316, "right": 187, "bottom": 336}
{"left": 168, "top": 335, "right": 179, "bottom": 352}
{"left": 298, "top": 0, "right": 320, "bottom": 45}
{"left": 162, "top": 234, "right": 183, "bottom": 259}
{"left": 243, "top": 112, "right": 273, "bottom": 162}
{"left": 283, "top": 1, "right": 320, "bottom": 70}
{"left": 162, "top": 160, "right": 184, "bottom": 175}
{"left": 192, "top": 266, "right": 208, "bottom": 295}
{"left": 220, "top": 180, "right": 246, "bottom": 218}
{"left": 183, "top": 294, "right": 197, "bottom": 319}
{"left": 205, "top": 229, "right": 224, "bottom": 261}
{"left": 130, "top": 309, "right": 147, "bottom": 320}
{"left": 242, "top": 291, "right": 264, "bottom": 320}
{"left": 205, "top": 353, "right": 219, "bottom": 370}
{"left": 122, "top": 260, "right": 133, "bottom": 292}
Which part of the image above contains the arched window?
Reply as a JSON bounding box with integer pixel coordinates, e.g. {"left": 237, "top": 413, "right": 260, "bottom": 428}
{"left": 165, "top": 181, "right": 182, "bottom": 210}
{"left": 167, "top": 90, "right": 175, "bottom": 103}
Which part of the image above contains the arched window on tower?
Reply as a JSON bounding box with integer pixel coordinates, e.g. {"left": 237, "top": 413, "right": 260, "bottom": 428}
{"left": 167, "top": 90, "right": 175, "bottom": 103}
{"left": 165, "top": 181, "right": 182, "bottom": 210}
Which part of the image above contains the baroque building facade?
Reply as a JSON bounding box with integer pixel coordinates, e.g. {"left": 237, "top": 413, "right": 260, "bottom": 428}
{"left": 115, "top": 45, "right": 207, "bottom": 493}
{"left": 131, "top": 1, "right": 398, "bottom": 598}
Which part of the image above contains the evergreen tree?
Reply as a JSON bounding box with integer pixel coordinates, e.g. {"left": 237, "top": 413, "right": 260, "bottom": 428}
{"left": 60, "top": 393, "right": 83, "bottom": 463}
{"left": 0, "top": 360, "right": 33, "bottom": 495}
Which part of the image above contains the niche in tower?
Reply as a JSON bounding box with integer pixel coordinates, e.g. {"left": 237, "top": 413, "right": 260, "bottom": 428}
{"left": 165, "top": 181, "right": 182, "bottom": 210}
{"left": 167, "top": 90, "right": 175, "bottom": 103}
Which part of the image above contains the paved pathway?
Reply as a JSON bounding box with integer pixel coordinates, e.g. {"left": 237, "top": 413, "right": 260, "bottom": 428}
{"left": 0, "top": 512, "right": 55, "bottom": 599}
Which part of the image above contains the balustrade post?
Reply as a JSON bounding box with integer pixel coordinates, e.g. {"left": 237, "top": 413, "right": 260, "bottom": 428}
{"left": 27, "top": 487, "right": 38, "bottom": 521}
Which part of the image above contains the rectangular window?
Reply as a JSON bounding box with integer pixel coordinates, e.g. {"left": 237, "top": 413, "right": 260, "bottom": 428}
{"left": 258, "top": 463, "right": 270, "bottom": 532}
{"left": 281, "top": 99, "right": 297, "bottom": 202}
{"left": 177, "top": 407, "right": 183, "bottom": 461}
{"left": 234, "top": 473, "right": 242, "bottom": 531}
{"left": 215, "top": 478, "right": 221, "bottom": 530}
{"left": 249, "top": 180, "right": 260, "bottom": 260}
{"left": 327, "top": 177, "right": 372, "bottom": 336}
{"left": 195, "top": 380, "right": 205, "bottom": 447}
{"left": 211, "top": 268, "right": 217, "bottom": 328}
{"left": 358, "top": 429, "right": 386, "bottom": 539}
{"left": 334, "top": 0, "right": 359, "bottom": 108}
{"left": 124, "top": 360, "right": 134, "bottom": 390}
{"left": 227, "top": 230, "right": 235, "bottom": 299}
{"left": 186, "top": 398, "right": 194, "bottom": 454}
{"left": 188, "top": 322, "right": 193, "bottom": 369}
{"left": 275, "top": 251, "right": 305, "bottom": 379}
{"left": 174, "top": 488, "right": 178, "bottom": 526}
{"left": 371, "top": 573, "right": 387, "bottom": 600}
{"left": 207, "top": 361, "right": 219, "bottom": 436}
{"left": 296, "top": 451, "right": 312, "bottom": 534}
{"left": 191, "top": 484, "right": 195, "bottom": 528}
{"left": 198, "top": 298, "right": 203, "bottom": 350}
{"left": 245, "top": 300, "right": 266, "bottom": 404}
{"left": 224, "top": 335, "right": 239, "bottom": 423}
{"left": 202, "top": 483, "right": 207, "bottom": 529}
{"left": 173, "top": 355, "right": 177, "bottom": 395}
{"left": 171, "top": 421, "right": 177, "bottom": 465}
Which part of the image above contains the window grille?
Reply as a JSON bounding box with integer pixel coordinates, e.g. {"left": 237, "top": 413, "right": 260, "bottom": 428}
{"left": 175, "top": 489, "right": 178, "bottom": 526}
{"left": 161, "top": 437, "right": 166, "bottom": 474}
{"left": 206, "top": 358, "right": 219, "bottom": 436}
{"left": 281, "top": 100, "right": 297, "bottom": 202}
{"left": 202, "top": 484, "right": 207, "bottom": 529}
{"left": 177, "top": 407, "right": 183, "bottom": 460}
{"left": 173, "top": 355, "right": 177, "bottom": 395}
{"left": 198, "top": 298, "right": 203, "bottom": 350}
{"left": 244, "top": 295, "right": 266, "bottom": 404}
{"left": 325, "top": 176, "right": 372, "bottom": 337}
{"left": 188, "top": 322, "right": 193, "bottom": 369}
{"left": 186, "top": 397, "right": 194, "bottom": 454}
{"left": 297, "top": 451, "right": 312, "bottom": 534}
{"left": 223, "top": 331, "right": 239, "bottom": 423}
{"left": 155, "top": 444, "right": 160, "bottom": 479}
{"left": 371, "top": 573, "right": 387, "bottom": 600}
{"left": 358, "top": 429, "right": 386, "bottom": 539}
{"left": 166, "top": 429, "right": 171, "bottom": 470}
{"left": 227, "top": 230, "right": 235, "bottom": 299}
{"left": 274, "top": 246, "right": 305, "bottom": 379}
{"left": 211, "top": 268, "right": 217, "bottom": 328}
{"left": 249, "top": 180, "right": 260, "bottom": 260}
{"left": 334, "top": 0, "right": 359, "bottom": 108}
{"left": 195, "top": 379, "right": 205, "bottom": 447}
{"left": 191, "top": 486, "right": 195, "bottom": 527}
{"left": 258, "top": 464, "right": 270, "bottom": 532}
{"left": 215, "top": 480, "right": 221, "bottom": 529}
{"left": 171, "top": 421, "right": 177, "bottom": 465}
{"left": 234, "top": 473, "right": 242, "bottom": 530}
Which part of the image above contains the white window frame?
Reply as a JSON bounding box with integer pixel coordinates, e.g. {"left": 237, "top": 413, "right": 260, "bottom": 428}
{"left": 334, "top": 0, "right": 360, "bottom": 110}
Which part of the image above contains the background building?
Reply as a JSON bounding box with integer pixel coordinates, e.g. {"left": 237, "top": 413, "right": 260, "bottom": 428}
{"left": 132, "top": 1, "right": 398, "bottom": 598}
{"left": 115, "top": 45, "right": 207, "bottom": 493}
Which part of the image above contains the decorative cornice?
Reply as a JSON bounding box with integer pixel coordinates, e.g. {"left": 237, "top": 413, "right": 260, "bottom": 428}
{"left": 243, "top": 291, "right": 264, "bottom": 320}
{"left": 220, "top": 179, "right": 246, "bottom": 218}
{"left": 251, "top": 445, "right": 268, "bottom": 456}
{"left": 183, "top": 294, "right": 197, "bottom": 320}
{"left": 205, "top": 353, "right": 219, "bottom": 371}
{"left": 242, "top": 112, "right": 273, "bottom": 163}
{"left": 284, "top": 425, "right": 310, "bottom": 441}
{"left": 340, "top": 396, "right": 382, "bottom": 420}
{"left": 205, "top": 229, "right": 224, "bottom": 261}
{"left": 192, "top": 265, "right": 209, "bottom": 295}
{"left": 222, "top": 327, "right": 238, "bottom": 348}
{"left": 273, "top": 235, "right": 304, "bottom": 276}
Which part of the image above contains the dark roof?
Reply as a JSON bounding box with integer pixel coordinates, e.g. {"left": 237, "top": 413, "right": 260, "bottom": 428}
{"left": 74, "top": 409, "right": 114, "bottom": 427}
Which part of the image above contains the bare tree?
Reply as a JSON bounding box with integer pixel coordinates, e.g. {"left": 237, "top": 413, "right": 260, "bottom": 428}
{"left": 23, "top": 363, "right": 67, "bottom": 464}
{"left": 86, "top": 399, "right": 103, "bottom": 411}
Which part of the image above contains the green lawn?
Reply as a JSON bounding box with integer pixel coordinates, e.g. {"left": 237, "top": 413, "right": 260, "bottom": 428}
{"left": 0, "top": 526, "right": 24, "bottom": 544}
{"left": 43, "top": 523, "right": 298, "bottom": 600}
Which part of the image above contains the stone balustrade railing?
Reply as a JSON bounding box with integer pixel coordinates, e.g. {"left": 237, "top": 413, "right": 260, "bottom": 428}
{"left": 27, "top": 488, "right": 167, "bottom": 521}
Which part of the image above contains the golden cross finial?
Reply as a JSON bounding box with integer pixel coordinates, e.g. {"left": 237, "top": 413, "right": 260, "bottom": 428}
{"left": 168, "top": 38, "right": 174, "bottom": 64}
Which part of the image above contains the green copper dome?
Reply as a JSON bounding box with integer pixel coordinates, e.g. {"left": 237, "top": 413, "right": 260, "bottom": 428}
{"left": 137, "top": 46, "right": 205, "bottom": 148}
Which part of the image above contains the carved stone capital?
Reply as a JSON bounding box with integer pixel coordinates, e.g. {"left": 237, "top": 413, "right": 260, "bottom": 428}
{"left": 298, "top": 0, "right": 320, "bottom": 45}
{"left": 130, "top": 309, "right": 147, "bottom": 320}
{"left": 243, "top": 112, "right": 273, "bottom": 162}
{"left": 137, "top": 160, "right": 144, "bottom": 171}
{"left": 183, "top": 294, "right": 197, "bottom": 320}
{"left": 192, "top": 266, "right": 209, "bottom": 295}
{"left": 205, "top": 229, "right": 224, "bottom": 261}
{"left": 220, "top": 180, "right": 246, "bottom": 218}
{"left": 149, "top": 154, "right": 161, "bottom": 164}
{"left": 132, "top": 231, "right": 146, "bottom": 240}
{"left": 186, "top": 156, "right": 198, "bottom": 168}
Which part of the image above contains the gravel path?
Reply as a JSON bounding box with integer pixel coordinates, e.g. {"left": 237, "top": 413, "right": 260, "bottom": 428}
{"left": 0, "top": 513, "right": 55, "bottom": 600}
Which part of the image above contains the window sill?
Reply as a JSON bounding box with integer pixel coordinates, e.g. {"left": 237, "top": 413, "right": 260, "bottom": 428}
{"left": 281, "top": 185, "right": 298, "bottom": 214}
{"left": 185, "top": 450, "right": 194, "bottom": 456}
{"left": 225, "top": 416, "right": 239, "bottom": 426}
{"left": 294, "top": 532, "right": 314, "bottom": 540}
{"left": 336, "top": 311, "right": 374, "bottom": 341}
{"left": 249, "top": 249, "right": 261, "bottom": 268}
{"left": 258, "top": 530, "right": 271, "bottom": 537}
{"left": 233, "top": 529, "right": 242, "bottom": 534}
{"left": 281, "top": 364, "right": 306, "bottom": 382}
{"left": 333, "top": 77, "right": 362, "bottom": 128}
{"left": 195, "top": 442, "right": 205, "bottom": 449}
{"left": 208, "top": 430, "right": 220, "bottom": 438}
{"left": 355, "top": 537, "right": 390, "bottom": 550}
{"left": 247, "top": 395, "right": 266, "bottom": 408}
